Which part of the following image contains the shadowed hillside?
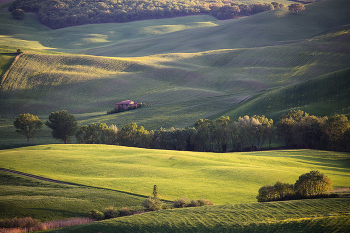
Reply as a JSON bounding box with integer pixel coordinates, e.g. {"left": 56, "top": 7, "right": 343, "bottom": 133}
{"left": 79, "top": 0, "right": 350, "bottom": 57}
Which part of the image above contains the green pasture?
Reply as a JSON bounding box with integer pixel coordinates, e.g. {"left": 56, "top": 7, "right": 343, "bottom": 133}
{"left": 48, "top": 198, "right": 350, "bottom": 233}
{"left": 1, "top": 23, "right": 349, "bottom": 136}
{"left": 0, "top": 2, "right": 222, "bottom": 53}
{"left": 223, "top": 68, "right": 350, "bottom": 121}
{"left": 80, "top": 0, "right": 350, "bottom": 57}
{"left": 0, "top": 171, "right": 145, "bottom": 221}
{"left": 0, "top": 145, "right": 349, "bottom": 205}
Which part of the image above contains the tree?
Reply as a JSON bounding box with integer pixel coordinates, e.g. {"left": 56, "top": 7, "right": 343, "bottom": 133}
{"left": 253, "top": 115, "right": 273, "bottom": 150}
{"left": 76, "top": 123, "right": 117, "bottom": 144}
{"left": 11, "top": 9, "right": 25, "bottom": 20}
{"left": 213, "top": 116, "right": 232, "bottom": 152}
{"left": 288, "top": 3, "right": 305, "bottom": 15}
{"left": 45, "top": 110, "right": 78, "bottom": 144}
{"left": 117, "top": 123, "right": 150, "bottom": 148}
{"left": 294, "top": 170, "right": 333, "bottom": 197}
{"left": 322, "top": 114, "right": 350, "bottom": 151}
{"left": 193, "top": 119, "right": 215, "bottom": 151}
{"left": 13, "top": 113, "right": 43, "bottom": 143}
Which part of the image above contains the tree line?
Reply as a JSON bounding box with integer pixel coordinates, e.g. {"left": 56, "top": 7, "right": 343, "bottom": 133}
{"left": 13, "top": 109, "right": 350, "bottom": 152}
{"left": 8, "top": 0, "right": 284, "bottom": 29}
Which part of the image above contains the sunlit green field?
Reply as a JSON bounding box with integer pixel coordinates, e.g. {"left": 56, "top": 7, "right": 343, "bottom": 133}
{"left": 0, "top": 171, "right": 145, "bottom": 221}
{"left": 48, "top": 198, "right": 350, "bottom": 233}
{"left": 1, "top": 145, "right": 349, "bottom": 205}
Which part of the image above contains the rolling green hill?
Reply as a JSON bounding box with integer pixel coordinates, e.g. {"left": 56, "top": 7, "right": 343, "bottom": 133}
{"left": 0, "top": 145, "right": 349, "bottom": 205}
{"left": 80, "top": 0, "right": 350, "bottom": 57}
{"left": 0, "top": 170, "right": 145, "bottom": 221}
{"left": 47, "top": 199, "right": 350, "bottom": 233}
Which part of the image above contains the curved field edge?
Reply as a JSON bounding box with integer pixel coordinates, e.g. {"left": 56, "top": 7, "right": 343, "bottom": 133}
{"left": 222, "top": 68, "right": 350, "bottom": 121}
{"left": 0, "top": 145, "right": 349, "bottom": 205}
{"left": 47, "top": 198, "right": 350, "bottom": 233}
{"left": 0, "top": 170, "right": 146, "bottom": 221}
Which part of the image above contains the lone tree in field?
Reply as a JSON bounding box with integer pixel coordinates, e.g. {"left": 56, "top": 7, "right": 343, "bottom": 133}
{"left": 13, "top": 113, "right": 43, "bottom": 143}
{"left": 11, "top": 9, "right": 25, "bottom": 20}
{"left": 294, "top": 170, "right": 333, "bottom": 197}
{"left": 46, "top": 110, "right": 78, "bottom": 144}
{"left": 288, "top": 3, "right": 305, "bottom": 15}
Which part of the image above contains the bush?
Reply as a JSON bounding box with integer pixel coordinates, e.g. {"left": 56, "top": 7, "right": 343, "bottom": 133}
{"left": 196, "top": 198, "right": 214, "bottom": 206}
{"left": 173, "top": 197, "right": 190, "bottom": 208}
{"left": 142, "top": 197, "right": 163, "bottom": 211}
{"left": 11, "top": 9, "right": 25, "bottom": 20}
{"left": 84, "top": 210, "right": 104, "bottom": 221}
{"left": 0, "top": 217, "right": 39, "bottom": 228}
{"left": 119, "top": 207, "right": 131, "bottom": 216}
{"left": 103, "top": 207, "right": 119, "bottom": 219}
{"left": 295, "top": 170, "right": 333, "bottom": 197}
{"left": 172, "top": 197, "right": 213, "bottom": 208}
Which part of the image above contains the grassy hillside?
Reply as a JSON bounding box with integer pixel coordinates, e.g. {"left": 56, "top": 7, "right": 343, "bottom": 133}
{"left": 0, "top": 171, "right": 145, "bottom": 221}
{"left": 80, "top": 0, "right": 350, "bottom": 57}
{"left": 0, "top": 145, "right": 349, "bottom": 205}
{"left": 48, "top": 199, "right": 350, "bottom": 233}
{"left": 223, "top": 68, "right": 350, "bottom": 121}
{"left": 1, "top": 22, "right": 349, "bottom": 133}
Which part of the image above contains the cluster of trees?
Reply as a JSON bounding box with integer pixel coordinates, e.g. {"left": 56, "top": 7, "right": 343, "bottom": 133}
{"left": 14, "top": 109, "right": 350, "bottom": 152}
{"left": 276, "top": 110, "right": 350, "bottom": 151}
{"left": 8, "top": 0, "right": 284, "bottom": 29}
{"left": 75, "top": 115, "right": 274, "bottom": 152}
{"left": 257, "top": 170, "right": 334, "bottom": 202}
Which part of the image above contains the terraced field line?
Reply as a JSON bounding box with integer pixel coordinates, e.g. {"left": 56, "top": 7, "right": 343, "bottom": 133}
{"left": 1, "top": 53, "right": 21, "bottom": 85}
{"left": 0, "top": 168, "right": 79, "bottom": 185}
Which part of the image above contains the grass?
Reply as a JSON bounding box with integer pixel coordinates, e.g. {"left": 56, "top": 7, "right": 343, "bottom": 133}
{"left": 0, "top": 0, "right": 349, "bottom": 141}
{"left": 80, "top": 0, "right": 350, "bottom": 57}
{"left": 46, "top": 198, "right": 350, "bottom": 232}
{"left": 0, "top": 170, "right": 145, "bottom": 221}
{"left": 0, "top": 145, "right": 349, "bottom": 205}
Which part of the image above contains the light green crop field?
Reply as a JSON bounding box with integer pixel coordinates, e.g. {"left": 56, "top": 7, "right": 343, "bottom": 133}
{"left": 48, "top": 198, "right": 350, "bottom": 233}
{"left": 0, "top": 145, "right": 349, "bottom": 205}
{"left": 0, "top": 171, "right": 145, "bottom": 221}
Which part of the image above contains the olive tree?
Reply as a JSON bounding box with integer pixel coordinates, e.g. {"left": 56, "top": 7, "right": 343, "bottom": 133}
{"left": 13, "top": 113, "right": 43, "bottom": 143}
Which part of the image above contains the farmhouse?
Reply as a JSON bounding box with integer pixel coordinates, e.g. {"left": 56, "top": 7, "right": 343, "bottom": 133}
{"left": 116, "top": 100, "right": 138, "bottom": 110}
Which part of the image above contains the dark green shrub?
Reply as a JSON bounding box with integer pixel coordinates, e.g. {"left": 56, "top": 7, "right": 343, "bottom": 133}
{"left": 119, "top": 207, "right": 131, "bottom": 216}
{"left": 103, "top": 206, "right": 119, "bottom": 219}
{"left": 294, "top": 170, "right": 333, "bottom": 198}
{"left": 172, "top": 197, "right": 190, "bottom": 208}
{"left": 11, "top": 9, "right": 25, "bottom": 20}
{"left": 84, "top": 210, "right": 104, "bottom": 221}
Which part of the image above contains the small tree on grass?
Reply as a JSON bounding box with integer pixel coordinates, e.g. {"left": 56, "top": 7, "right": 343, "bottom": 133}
{"left": 11, "top": 9, "right": 25, "bottom": 20}
{"left": 288, "top": 3, "right": 305, "bottom": 15}
{"left": 14, "top": 113, "right": 43, "bottom": 143}
{"left": 294, "top": 170, "right": 333, "bottom": 197}
{"left": 142, "top": 185, "right": 163, "bottom": 211}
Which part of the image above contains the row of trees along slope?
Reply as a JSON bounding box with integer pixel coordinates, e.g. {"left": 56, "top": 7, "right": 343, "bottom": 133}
{"left": 8, "top": 0, "right": 285, "bottom": 28}
{"left": 13, "top": 110, "right": 350, "bottom": 152}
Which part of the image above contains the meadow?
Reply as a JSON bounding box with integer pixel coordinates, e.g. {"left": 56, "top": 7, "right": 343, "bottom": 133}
{"left": 1, "top": 0, "right": 350, "bottom": 143}
{"left": 0, "top": 170, "right": 145, "bottom": 221}
{"left": 47, "top": 198, "right": 350, "bottom": 233}
{"left": 1, "top": 145, "right": 349, "bottom": 205}
{"left": 1, "top": 0, "right": 350, "bottom": 231}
